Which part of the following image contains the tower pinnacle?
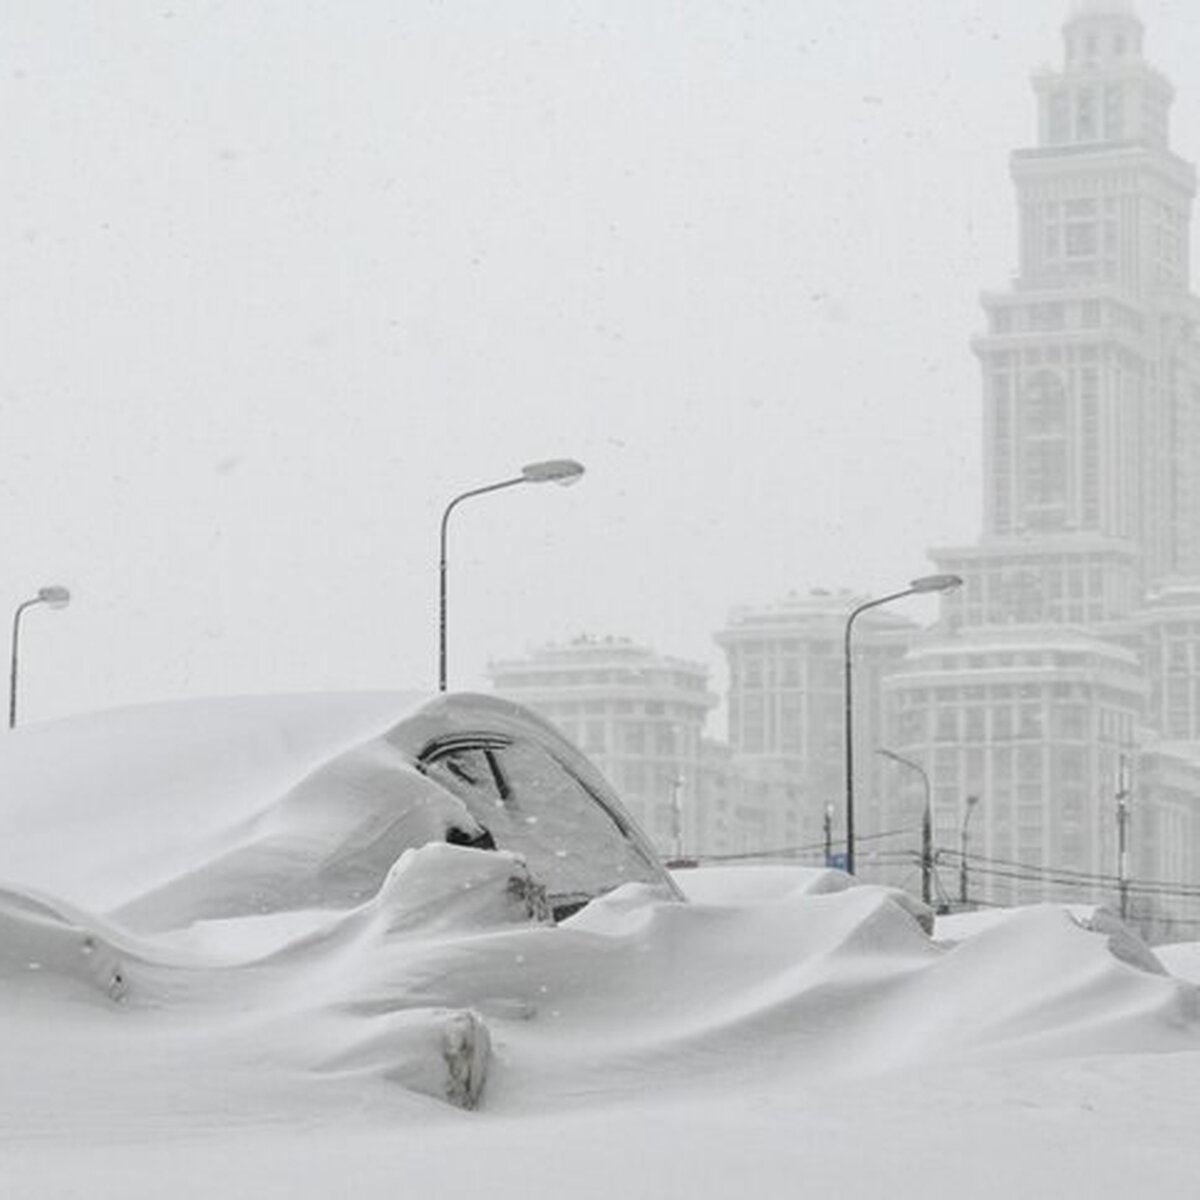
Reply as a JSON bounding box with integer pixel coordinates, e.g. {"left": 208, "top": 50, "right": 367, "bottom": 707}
{"left": 1069, "top": 0, "right": 1135, "bottom": 16}
{"left": 1062, "top": 0, "right": 1144, "bottom": 68}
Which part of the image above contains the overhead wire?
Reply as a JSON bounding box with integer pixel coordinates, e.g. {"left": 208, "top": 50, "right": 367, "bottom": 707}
{"left": 686, "top": 825, "right": 921, "bottom": 865}
{"left": 687, "top": 838, "right": 1200, "bottom": 919}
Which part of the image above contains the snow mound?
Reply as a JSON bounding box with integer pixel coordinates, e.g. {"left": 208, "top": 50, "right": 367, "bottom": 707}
{"left": 112, "top": 736, "right": 485, "bottom": 934}
{"left": 0, "top": 884, "right": 137, "bottom": 1004}
{"left": 0, "top": 690, "right": 672, "bottom": 936}
{"left": 0, "top": 692, "right": 420, "bottom": 910}
{"left": 0, "top": 841, "right": 549, "bottom": 1119}
{"left": 672, "top": 863, "right": 856, "bottom": 903}
{"left": 1, "top": 848, "right": 1198, "bottom": 1128}
{"left": 1157, "top": 941, "right": 1200, "bottom": 984}
{"left": 1, "top": 695, "right": 1198, "bottom": 1136}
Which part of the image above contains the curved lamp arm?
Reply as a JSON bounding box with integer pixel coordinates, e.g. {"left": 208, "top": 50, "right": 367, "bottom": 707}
{"left": 9, "top": 586, "right": 71, "bottom": 729}
{"left": 438, "top": 460, "right": 584, "bottom": 693}
{"left": 842, "top": 573, "right": 961, "bottom": 875}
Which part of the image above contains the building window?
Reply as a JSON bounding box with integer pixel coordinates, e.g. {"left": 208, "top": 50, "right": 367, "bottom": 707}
{"left": 993, "top": 707, "right": 1014, "bottom": 741}
{"left": 1077, "top": 90, "right": 1095, "bottom": 139}
{"left": 1049, "top": 93, "right": 1070, "bottom": 144}
{"left": 1066, "top": 222, "right": 1097, "bottom": 257}
{"left": 898, "top": 709, "right": 926, "bottom": 743}
{"left": 1052, "top": 705, "right": 1087, "bottom": 739}
{"left": 1104, "top": 85, "right": 1124, "bottom": 140}
{"left": 965, "top": 707, "right": 986, "bottom": 742}
{"left": 1019, "top": 706, "right": 1044, "bottom": 739}
{"left": 1025, "top": 370, "right": 1067, "bottom": 434}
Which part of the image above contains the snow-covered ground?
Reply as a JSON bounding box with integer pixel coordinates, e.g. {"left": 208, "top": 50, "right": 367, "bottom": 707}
{"left": 1, "top": 694, "right": 1198, "bottom": 1199}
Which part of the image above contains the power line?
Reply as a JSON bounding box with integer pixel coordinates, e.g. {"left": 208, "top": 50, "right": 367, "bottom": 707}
{"left": 944, "top": 850, "right": 1200, "bottom": 899}
{"left": 687, "top": 825, "right": 921, "bottom": 865}
{"left": 677, "top": 839, "right": 1200, "bottom": 917}
{"left": 962, "top": 861, "right": 1200, "bottom": 904}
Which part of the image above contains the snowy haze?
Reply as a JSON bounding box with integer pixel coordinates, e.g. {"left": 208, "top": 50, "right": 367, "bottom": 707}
{"left": 5, "top": 0, "right": 1200, "bottom": 721}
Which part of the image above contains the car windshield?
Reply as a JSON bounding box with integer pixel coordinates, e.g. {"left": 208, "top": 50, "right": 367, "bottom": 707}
{"left": 418, "top": 734, "right": 666, "bottom": 916}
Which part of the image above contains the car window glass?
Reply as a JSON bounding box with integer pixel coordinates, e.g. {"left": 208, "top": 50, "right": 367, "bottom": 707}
{"left": 421, "top": 739, "right": 663, "bottom": 905}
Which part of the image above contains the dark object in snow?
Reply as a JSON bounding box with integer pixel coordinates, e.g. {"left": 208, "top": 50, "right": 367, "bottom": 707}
{"left": 444, "top": 823, "right": 497, "bottom": 851}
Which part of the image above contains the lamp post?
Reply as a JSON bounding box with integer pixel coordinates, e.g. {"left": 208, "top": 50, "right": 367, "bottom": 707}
{"left": 9, "top": 585, "right": 71, "bottom": 730}
{"left": 959, "top": 794, "right": 980, "bottom": 907}
{"left": 877, "top": 747, "right": 933, "bottom": 907}
{"left": 438, "top": 459, "right": 584, "bottom": 692}
{"left": 670, "top": 772, "right": 685, "bottom": 861}
{"left": 1116, "top": 755, "right": 1132, "bottom": 923}
{"left": 843, "top": 573, "right": 961, "bottom": 875}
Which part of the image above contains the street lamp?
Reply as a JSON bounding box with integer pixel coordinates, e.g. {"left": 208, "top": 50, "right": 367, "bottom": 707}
{"left": 669, "top": 772, "right": 686, "bottom": 861}
{"left": 842, "top": 573, "right": 961, "bottom": 875}
{"left": 960, "top": 794, "right": 980, "bottom": 907}
{"left": 10, "top": 585, "right": 71, "bottom": 729}
{"left": 877, "top": 746, "right": 933, "bottom": 907}
{"left": 438, "top": 459, "right": 584, "bottom": 692}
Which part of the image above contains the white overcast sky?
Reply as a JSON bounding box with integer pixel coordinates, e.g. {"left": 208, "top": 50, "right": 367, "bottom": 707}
{"left": 4, "top": 0, "right": 1200, "bottom": 724}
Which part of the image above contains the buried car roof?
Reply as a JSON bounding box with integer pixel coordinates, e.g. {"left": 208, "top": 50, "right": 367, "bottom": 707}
{"left": 0, "top": 690, "right": 680, "bottom": 927}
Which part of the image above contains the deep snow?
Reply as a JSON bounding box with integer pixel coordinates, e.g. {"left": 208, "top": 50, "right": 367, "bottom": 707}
{"left": 1, "top": 693, "right": 1198, "bottom": 1199}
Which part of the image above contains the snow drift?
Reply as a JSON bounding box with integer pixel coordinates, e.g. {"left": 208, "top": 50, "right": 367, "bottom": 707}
{"left": 0, "top": 691, "right": 1197, "bottom": 1139}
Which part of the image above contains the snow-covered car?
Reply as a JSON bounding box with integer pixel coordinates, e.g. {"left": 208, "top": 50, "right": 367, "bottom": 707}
{"left": 0, "top": 689, "right": 680, "bottom": 931}
{"left": 0, "top": 689, "right": 685, "bottom": 1109}
{"left": 388, "top": 692, "right": 681, "bottom": 919}
{"left": 2, "top": 691, "right": 1196, "bottom": 1126}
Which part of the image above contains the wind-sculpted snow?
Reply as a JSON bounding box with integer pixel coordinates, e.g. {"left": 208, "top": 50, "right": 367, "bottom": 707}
{"left": 0, "top": 694, "right": 1198, "bottom": 1153}
{"left": 2, "top": 845, "right": 1197, "bottom": 1131}
{"left": 0, "top": 691, "right": 671, "bottom": 932}
{"left": 0, "top": 884, "right": 140, "bottom": 1004}
{"left": 0, "top": 692, "right": 423, "bottom": 910}
{"left": 112, "top": 737, "right": 487, "bottom": 934}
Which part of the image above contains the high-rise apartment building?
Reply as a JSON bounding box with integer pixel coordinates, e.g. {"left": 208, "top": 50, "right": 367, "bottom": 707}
{"left": 709, "top": 3, "right": 1200, "bottom": 930}
{"left": 887, "top": 0, "right": 1200, "bottom": 929}
{"left": 714, "top": 590, "right": 918, "bottom": 859}
{"left": 487, "top": 637, "right": 719, "bottom": 856}
{"left": 491, "top": 4, "right": 1200, "bottom": 929}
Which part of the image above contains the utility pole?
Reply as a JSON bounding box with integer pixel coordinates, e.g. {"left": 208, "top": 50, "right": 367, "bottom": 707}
{"left": 921, "top": 798, "right": 933, "bottom": 909}
{"left": 877, "top": 748, "right": 933, "bottom": 907}
{"left": 670, "top": 773, "right": 685, "bottom": 862}
{"left": 959, "top": 794, "right": 980, "bottom": 908}
{"left": 1116, "top": 755, "right": 1132, "bottom": 923}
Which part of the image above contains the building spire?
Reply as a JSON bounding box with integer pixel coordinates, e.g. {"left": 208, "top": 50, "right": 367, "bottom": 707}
{"left": 1062, "top": 0, "right": 1144, "bottom": 69}
{"left": 1035, "top": 0, "right": 1171, "bottom": 151}
{"left": 1068, "top": 0, "right": 1136, "bottom": 17}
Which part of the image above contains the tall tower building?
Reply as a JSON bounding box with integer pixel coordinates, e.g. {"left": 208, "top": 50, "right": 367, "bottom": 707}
{"left": 954, "top": 0, "right": 1198, "bottom": 603}
{"left": 886, "top": 1, "right": 1200, "bottom": 927}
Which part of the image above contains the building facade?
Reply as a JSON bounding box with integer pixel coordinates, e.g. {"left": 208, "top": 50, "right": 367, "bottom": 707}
{"left": 889, "top": 0, "right": 1200, "bottom": 930}
{"left": 487, "top": 637, "right": 720, "bottom": 857}
{"left": 489, "top": 5, "right": 1200, "bottom": 930}
{"left": 705, "top": 3, "right": 1200, "bottom": 929}
{"left": 714, "top": 590, "right": 919, "bottom": 865}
